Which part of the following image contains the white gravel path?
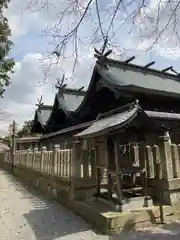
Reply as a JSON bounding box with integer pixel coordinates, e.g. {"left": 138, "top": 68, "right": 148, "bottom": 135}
{"left": 1, "top": 170, "right": 180, "bottom": 240}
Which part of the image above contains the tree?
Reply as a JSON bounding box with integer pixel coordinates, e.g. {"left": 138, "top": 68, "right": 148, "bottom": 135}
{"left": 16, "top": 120, "right": 34, "bottom": 137}
{"left": 0, "top": 0, "right": 15, "bottom": 96}
{"left": 27, "top": 0, "right": 180, "bottom": 75}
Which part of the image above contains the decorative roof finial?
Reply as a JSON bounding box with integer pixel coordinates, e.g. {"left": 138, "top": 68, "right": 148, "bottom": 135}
{"left": 36, "top": 95, "right": 44, "bottom": 108}
{"left": 135, "top": 99, "right": 139, "bottom": 108}
{"left": 55, "top": 73, "right": 67, "bottom": 95}
{"left": 94, "top": 36, "right": 112, "bottom": 69}
{"left": 135, "top": 99, "right": 139, "bottom": 104}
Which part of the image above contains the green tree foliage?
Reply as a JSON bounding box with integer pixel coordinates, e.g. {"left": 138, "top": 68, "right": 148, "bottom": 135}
{"left": 0, "top": 0, "right": 15, "bottom": 96}
{"left": 17, "top": 120, "right": 34, "bottom": 137}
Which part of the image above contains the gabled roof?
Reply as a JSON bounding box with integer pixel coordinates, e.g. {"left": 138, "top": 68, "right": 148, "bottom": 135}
{"left": 75, "top": 101, "right": 180, "bottom": 139}
{"left": 46, "top": 88, "right": 86, "bottom": 129}
{"left": 31, "top": 105, "right": 53, "bottom": 133}
{"left": 56, "top": 89, "right": 84, "bottom": 112}
{"left": 36, "top": 105, "right": 52, "bottom": 125}
{"left": 39, "top": 56, "right": 180, "bottom": 135}
{"left": 75, "top": 101, "right": 139, "bottom": 138}
{"left": 96, "top": 58, "right": 180, "bottom": 98}
{"left": 72, "top": 57, "right": 180, "bottom": 120}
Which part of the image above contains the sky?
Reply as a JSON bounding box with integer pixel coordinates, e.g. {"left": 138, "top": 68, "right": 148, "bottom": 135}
{"left": 0, "top": 0, "right": 180, "bottom": 136}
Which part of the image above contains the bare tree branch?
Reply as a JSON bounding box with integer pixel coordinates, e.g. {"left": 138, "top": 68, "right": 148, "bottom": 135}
{"left": 24, "top": 0, "right": 180, "bottom": 80}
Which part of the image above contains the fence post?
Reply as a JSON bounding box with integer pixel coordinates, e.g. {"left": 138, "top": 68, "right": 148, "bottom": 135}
{"left": 26, "top": 149, "right": 31, "bottom": 167}
{"left": 159, "top": 132, "right": 173, "bottom": 179}
{"left": 69, "top": 140, "right": 81, "bottom": 201}
{"left": 171, "top": 144, "right": 180, "bottom": 178}
{"left": 53, "top": 144, "right": 60, "bottom": 175}
{"left": 145, "top": 145, "right": 154, "bottom": 178}
{"left": 32, "top": 148, "right": 38, "bottom": 169}
{"left": 152, "top": 145, "right": 161, "bottom": 178}
{"left": 40, "top": 146, "right": 46, "bottom": 172}
{"left": 72, "top": 140, "right": 82, "bottom": 178}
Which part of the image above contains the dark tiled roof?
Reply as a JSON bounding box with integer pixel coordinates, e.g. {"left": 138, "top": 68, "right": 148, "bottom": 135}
{"left": 46, "top": 88, "right": 86, "bottom": 126}
{"left": 56, "top": 92, "right": 84, "bottom": 112}
{"left": 75, "top": 103, "right": 139, "bottom": 138}
{"left": 36, "top": 105, "right": 52, "bottom": 125}
{"left": 16, "top": 136, "right": 40, "bottom": 143}
{"left": 145, "top": 111, "right": 180, "bottom": 120}
{"left": 41, "top": 121, "right": 94, "bottom": 139}
{"left": 75, "top": 100, "right": 180, "bottom": 139}
{"left": 97, "top": 59, "right": 180, "bottom": 98}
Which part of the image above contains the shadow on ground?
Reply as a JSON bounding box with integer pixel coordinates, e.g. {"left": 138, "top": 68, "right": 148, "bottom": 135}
{"left": 3, "top": 171, "right": 180, "bottom": 240}
{"left": 11, "top": 177, "right": 93, "bottom": 239}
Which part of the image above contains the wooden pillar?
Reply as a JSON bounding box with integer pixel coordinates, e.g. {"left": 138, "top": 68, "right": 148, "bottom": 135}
{"left": 72, "top": 140, "right": 82, "bottom": 178}
{"left": 90, "top": 148, "right": 96, "bottom": 177}
{"left": 105, "top": 138, "right": 112, "bottom": 200}
{"left": 32, "top": 148, "right": 38, "bottom": 169}
{"left": 26, "top": 149, "right": 32, "bottom": 168}
{"left": 95, "top": 145, "right": 101, "bottom": 197}
{"left": 53, "top": 144, "right": 60, "bottom": 175}
{"left": 159, "top": 132, "right": 173, "bottom": 179}
{"left": 70, "top": 140, "right": 81, "bottom": 201}
{"left": 114, "top": 139, "right": 124, "bottom": 210}
{"left": 40, "top": 146, "right": 47, "bottom": 171}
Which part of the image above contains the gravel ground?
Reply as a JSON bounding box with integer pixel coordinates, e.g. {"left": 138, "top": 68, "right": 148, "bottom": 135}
{"left": 1, "top": 170, "right": 180, "bottom": 240}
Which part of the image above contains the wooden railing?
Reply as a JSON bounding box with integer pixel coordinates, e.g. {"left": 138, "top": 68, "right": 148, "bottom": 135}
{"left": 3, "top": 145, "right": 96, "bottom": 180}
{"left": 3, "top": 134, "right": 179, "bottom": 182}
{"left": 14, "top": 146, "right": 73, "bottom": 178}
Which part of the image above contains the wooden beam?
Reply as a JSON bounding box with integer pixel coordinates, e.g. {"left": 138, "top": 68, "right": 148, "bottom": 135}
{"left": 78, "top": 86, "right": 84, "bottom": 92}
{"left": 161, "top": 66, "right": 172, "bottom": 73}
{"left": 144, "top": 61, "right": 155, "bottom": 68}
{"left": 124, "top": 56, "right": 135, "bottom": 63}
{"left": 114, "top": 140, "right": 124, "bottom": 209}
{"left": 170, "top": 68, "right": 179, "bottom": 75}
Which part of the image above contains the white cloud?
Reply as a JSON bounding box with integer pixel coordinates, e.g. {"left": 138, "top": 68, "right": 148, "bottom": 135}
{"left": 0, "top": 51, "right": 94, "bottom": 135}
{"left": 2, "top": 0, "right": 180, "bottom": 137}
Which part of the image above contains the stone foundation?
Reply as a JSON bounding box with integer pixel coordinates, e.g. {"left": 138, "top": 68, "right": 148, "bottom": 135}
{"left": 73, "top": 199, "right": 175, "bottom": 235}
{"left": 1, "top": 161, "right": 180, "bottom": 234}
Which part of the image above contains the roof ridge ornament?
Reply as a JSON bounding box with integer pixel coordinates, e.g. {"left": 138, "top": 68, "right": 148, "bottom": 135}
{"left": 135, "top": 99, "right": 139, "bottom": 106}
{"left": 36, "top": 95, "right": 44, "bottom": 109}
{"left": 132, "top": 99, "right": 140, "bottom": 110}
{"left": 161, "top": 66, "right": 180, "bottom": 76}
{"left": 55, "top": 73, "right": 67, "bottom": 96}
{"left": 94, "top": 36, "right": 112, "bottom": 69}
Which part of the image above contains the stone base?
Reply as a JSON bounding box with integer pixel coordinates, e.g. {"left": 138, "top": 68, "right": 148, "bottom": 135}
{"left": 73, "top": 199, "right": 175, "bottom": 235}
{"left": 147, "top": 178, "right": 180, "bottom": 207}
{"left": 162, "top": 178, "right": 180, "bottom": 208}
{"left": 97, "top": 196, "right": 153, "bottom": 212}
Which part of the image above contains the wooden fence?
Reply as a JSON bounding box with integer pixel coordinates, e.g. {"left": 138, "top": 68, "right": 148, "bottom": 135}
{"left": 3, "top": 144, "right": 95, "bottom": 179}
{"left": 3, "top": 134, "right": 180, "bottom": 182}
{"left": 14, "top": 146, "right": 73, "bottom": 178}
{"left": 129, "top": 141, "right": 180, "bottom": 180}
{"left": 128, "top": 144, "right": 162, "bottom": 179}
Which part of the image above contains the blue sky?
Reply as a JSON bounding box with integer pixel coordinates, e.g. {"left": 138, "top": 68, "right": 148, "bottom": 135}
{"left": 0, "top": 0, "right": 179, "bottom": 135}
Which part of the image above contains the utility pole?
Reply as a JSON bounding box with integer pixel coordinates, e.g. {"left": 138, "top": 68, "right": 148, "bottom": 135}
{"left": 12, "top": 120, "right": 16, "bottom": 174}
{"left": 8, "top": 120, "right": 17, "bottom": 174}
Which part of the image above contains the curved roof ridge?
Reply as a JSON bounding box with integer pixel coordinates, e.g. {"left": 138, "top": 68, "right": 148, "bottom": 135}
{"left": 97, "top": 100, "right": 139, "bottom": 120}
{"left": 104, "top": 57, "right": 180, "bottom": 82}
{"left": 46, "top": 87, "right": 86, "bottom": 128}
